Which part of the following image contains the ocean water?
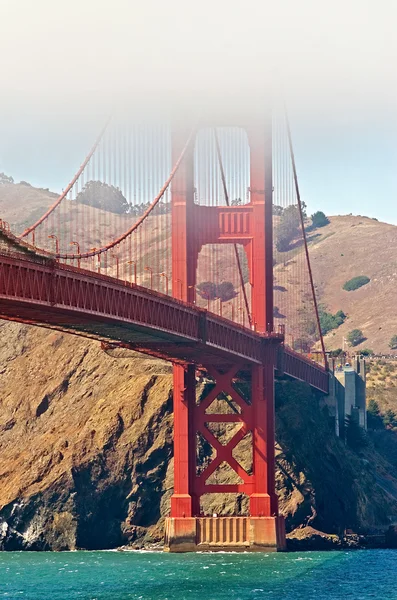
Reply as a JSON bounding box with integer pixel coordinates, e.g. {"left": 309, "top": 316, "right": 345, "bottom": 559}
{"left": 0, "top": 549, "right": 396, "bottom": 599}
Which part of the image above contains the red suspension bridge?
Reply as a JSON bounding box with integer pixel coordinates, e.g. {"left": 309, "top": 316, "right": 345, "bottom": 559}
{"left": 0, "top": 111, "right": 328, "bottom": 551}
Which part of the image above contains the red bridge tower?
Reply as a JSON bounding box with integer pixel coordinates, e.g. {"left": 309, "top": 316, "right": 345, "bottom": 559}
{"left": 165, "top": 121, "right": 286, "bottom": 551}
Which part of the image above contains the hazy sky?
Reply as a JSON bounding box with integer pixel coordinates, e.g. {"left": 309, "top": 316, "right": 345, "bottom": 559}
{"left": 1, "top": 0, "right": 396, "bottom": 223}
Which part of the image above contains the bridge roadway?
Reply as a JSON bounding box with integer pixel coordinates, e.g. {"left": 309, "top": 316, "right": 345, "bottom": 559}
{"left": 0, "top": 246, "right": 329, "bottom": 393}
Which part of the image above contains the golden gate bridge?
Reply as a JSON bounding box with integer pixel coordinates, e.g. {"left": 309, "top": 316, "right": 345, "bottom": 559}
{"left": 0, "top": 111, "right": 328, "bottom": 552}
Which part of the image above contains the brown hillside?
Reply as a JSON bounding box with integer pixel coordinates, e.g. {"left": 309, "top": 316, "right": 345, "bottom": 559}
{"left": 307, "top": 215, "right": 397, "bottom": 353}
{"left": 0, "top": 183, "right": 57, "bottom": 232}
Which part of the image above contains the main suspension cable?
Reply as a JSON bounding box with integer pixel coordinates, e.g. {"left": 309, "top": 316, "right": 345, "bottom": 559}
{"left": 21, "top": 118, "right": 111, "bottom": 239}
{"left": 47, "top": 127, "right": 196, "bottom": 260}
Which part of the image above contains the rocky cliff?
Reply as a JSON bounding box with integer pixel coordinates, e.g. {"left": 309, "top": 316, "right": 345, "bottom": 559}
{"left": 0, "top": 322, "right": 174, "bottom": 549}
{"left": 1, "top": 320, "right": 397, "bottom": 550}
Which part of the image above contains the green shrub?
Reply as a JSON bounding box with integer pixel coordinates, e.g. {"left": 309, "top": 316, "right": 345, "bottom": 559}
{"left": 347, "top": 329, "right": 365, "bottom": 347}
{"left": 368, "top": 399, "right": 380, "bottom": 415}
{"left": 328, "top": 348, "right": 343, "bottom": 357}
{"left": 275, "top": 205, "right": 301, "bottom": 252}
{"left": 383, "top": 409, "right": 397, "bottom": 429}
{"left": 389, "top": 335, "right": 397, "bottom": 350}
{"left": 345, "top": 415, "right": 368, "bottom": 449}
{"left": 360, "top": 348, "right": 374, "bottom": 356}
{"left": 217, "top": 281, "right": 237, "bottom": 301}
{"left": 76, "top": 181, "right": 129, "bottom": 214}
{"left": 273, "top": 205, "right": 284, "bottom": 216}
{"left": 0, "top": 172, "right": 14, "bottom": 185}
{"left": 197, "top": 281, "right": 217, "bottom": 300}
{"left": 196, "top": 281, "right": 237, "bottom": 302}
{"left": 311, "top": 211, "right": 330, "bottom": 228}
{"left": 319, "top": 308, "right": 346, "bottom": 335}
{"left": 343, "top": 276, "right": 370, "bottom": 292}
{"left": 367, "top": 400, "right": 384, "bottom": 430}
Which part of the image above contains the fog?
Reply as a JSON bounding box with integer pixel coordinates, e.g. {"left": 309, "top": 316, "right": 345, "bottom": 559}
{"left": 1, "top": 0, "right": 396, "bottom": 224}
{"left": 2, "top": 0, "right": 396, "bottom": 124}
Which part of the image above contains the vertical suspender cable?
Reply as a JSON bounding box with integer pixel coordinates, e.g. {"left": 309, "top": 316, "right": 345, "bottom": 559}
{"left": 213, "top": 128, "right": 252, "bottom": 326}
{"left": 285, "top": 109, "right": 327, "bottom": 367}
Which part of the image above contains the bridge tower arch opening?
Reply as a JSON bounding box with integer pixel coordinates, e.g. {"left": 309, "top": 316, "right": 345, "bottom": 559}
{"left": 166, "top": 121, "right": 286, "bottom": 552}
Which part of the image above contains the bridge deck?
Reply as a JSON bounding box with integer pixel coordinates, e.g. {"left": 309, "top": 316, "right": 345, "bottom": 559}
{"left": 0, "top": 249, "right": 329, "bottom": 393}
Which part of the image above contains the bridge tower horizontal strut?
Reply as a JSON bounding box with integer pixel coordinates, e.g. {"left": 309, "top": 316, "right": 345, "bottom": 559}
{"left": 166, "top": 120, "right": 286, "bottom": 552}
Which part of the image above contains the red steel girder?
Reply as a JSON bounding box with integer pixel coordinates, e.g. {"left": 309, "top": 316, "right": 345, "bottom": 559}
{"left": 0, "top": 252, "right": 329, "bottom": 392}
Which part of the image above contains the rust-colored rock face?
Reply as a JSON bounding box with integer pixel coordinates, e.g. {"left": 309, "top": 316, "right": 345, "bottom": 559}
{"left": 0, "top": 321, "right": 174, "bottom": 549}
{"left": 1, "top": 320, "right": 397, "bottom": 550}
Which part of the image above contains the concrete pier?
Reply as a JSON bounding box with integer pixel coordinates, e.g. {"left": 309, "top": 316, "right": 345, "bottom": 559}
{"left": 164, "top": 516, "right": 286, "bottom": 552}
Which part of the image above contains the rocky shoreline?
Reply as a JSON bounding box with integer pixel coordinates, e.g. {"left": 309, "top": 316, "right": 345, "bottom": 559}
{"left": 285, "top": 526, "right": 389, "bottom": 551}
{"left": 120, "top": 526, "right": 394, "bottom": 553}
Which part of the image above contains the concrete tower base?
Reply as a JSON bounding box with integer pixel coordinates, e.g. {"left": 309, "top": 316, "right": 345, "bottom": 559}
{"left": 164, "top": 516, "right": 286, "bottom": 553}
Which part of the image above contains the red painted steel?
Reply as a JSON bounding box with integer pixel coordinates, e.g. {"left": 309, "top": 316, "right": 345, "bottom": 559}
{"left": 169, "top": 349, "right": 283, "bottom": 517}
{"left": 167, "top": 121, "right": 324, "bottom": 526}
{"left": 195, "top": 365, "right": 254, "bottom": 498}
{"left": 169, "top": 125, "right": 274, "bottom": 335}
{"left": 0, "top": 118, "right": 330, "bottom": 539}
{"left": 0, "top": 249, "right": 328, "bottom": 388}
{"left": 171, "top": 364, "right": 196, "bottom": 517}
{"left": 249, "top": 123, "right": 274, "bottom": 335}
{"left": 171, "top": 131, "right": 196, "bottom": 303}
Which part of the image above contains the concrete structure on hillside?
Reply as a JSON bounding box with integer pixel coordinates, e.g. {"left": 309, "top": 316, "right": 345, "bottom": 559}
{"left": 326, "top": 356, "right": 367, "bottom": 437}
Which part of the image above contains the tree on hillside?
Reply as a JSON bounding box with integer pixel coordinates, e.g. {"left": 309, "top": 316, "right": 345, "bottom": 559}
{"left": 367, "top": 399, "right": 384, "bottom": 430}
{"left": 217, "top": 281, "right": 237, "bottom": 302}
{"left": 345, "top": 415, "right": 367, "bottom": 449}
{"left": 196, "top": 281, "right": 237, "bottom": 302}
{"left": 0, "top": 172, "right": 14, "bottom": 185}
{"left": 76, "top": 181, "right": 129, "bottom": 214}
{"left": 328, "top": 348, "right": 343, "bottom": 357}
{"left": 343, "top": 276, "right": 370, "bottom": 292}
{"left": 359, "top": 348, "right": 374, "bottom": 357}
{"left": 383, "top": 409, "right": 397, "bottom": 430}
{"left": 319, "top": 307, "right": 346, "bottom": 335}
{"left": 347, "top": 329, "right": 365, "bottom": 347}
{"left": 273, "top": 205, "right": 284, "bottom": 216}
{"left": 311, "top": 211, "right": 330, "bottom": 228}
{"left": 389, "top": 335, "right": 397, "bottom": 350}
{"left": 276, "top": 205, "right": 301, "bottom": 252}
{"left": 197, "top": 281, "right": 217, "bottom": 301}
{"left": 292, "top": 337, "right": 313, "bottom": 353}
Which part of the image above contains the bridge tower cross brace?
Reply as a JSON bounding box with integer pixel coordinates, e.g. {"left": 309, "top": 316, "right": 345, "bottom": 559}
{"left": 166, "top": 123, "right": 285, "bottom": 552}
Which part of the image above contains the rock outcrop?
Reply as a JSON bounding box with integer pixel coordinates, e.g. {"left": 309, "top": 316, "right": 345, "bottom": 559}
{"left": 0, "top": 322, "right": 174, "bottom": 549}
{"left": 1, "top": 321, "right": 397, "bottom": 550}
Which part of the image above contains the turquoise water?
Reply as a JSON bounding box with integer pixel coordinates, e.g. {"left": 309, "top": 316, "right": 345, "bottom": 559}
{"left": 1, "top": 550, "right": 396, "bottom": 599}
